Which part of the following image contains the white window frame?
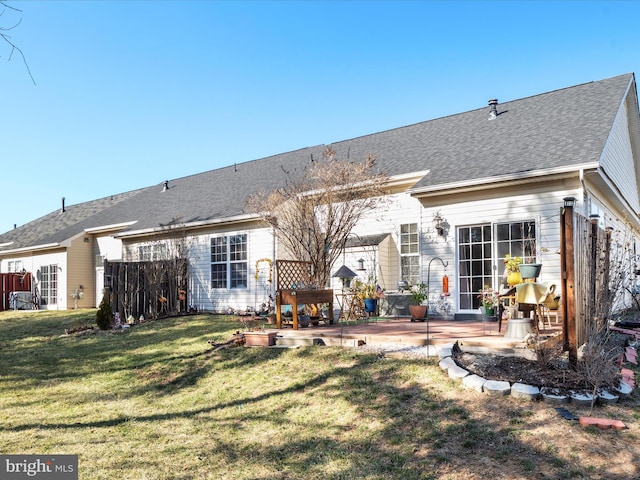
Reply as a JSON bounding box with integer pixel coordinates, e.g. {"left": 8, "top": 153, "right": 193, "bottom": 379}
{"left": 211, "top": 234, "right": 248, "bottom": 289}
{"left": 400, "top": 223, "right": 419, "bottom": 285}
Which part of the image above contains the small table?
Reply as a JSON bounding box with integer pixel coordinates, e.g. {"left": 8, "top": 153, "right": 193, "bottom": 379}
{"left": 500, "top": 282, "right": 548, "bottom": 340}
{"left": 275, "top": 289, "right": 334, "bottom": 330}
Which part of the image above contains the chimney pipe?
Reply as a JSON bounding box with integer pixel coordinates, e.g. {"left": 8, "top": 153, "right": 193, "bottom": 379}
{"left": 162, "top": 180, "right": 169, "bottom": 192}
{"left": 488, "top": 99, "right": 498, "bottom": 120}
{"left": 61, "top": 197, "right": 66, "bottom": 213}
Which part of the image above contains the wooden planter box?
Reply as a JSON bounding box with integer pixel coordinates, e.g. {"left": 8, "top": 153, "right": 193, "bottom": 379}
{"left": 243, "top": 331, "right": 277, "bottom": 347}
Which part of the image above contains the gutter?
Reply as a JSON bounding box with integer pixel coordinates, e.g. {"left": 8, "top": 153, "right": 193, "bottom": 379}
{"left": 84, "top": 221, "right": 138, "bottom": 234}
{"left": 409, "top": 162, "right": 599, "bottom": 197}
{"left": 0, "top": 242, "right": 61, "bottom": 255}
{"left": 114, "top": 213, "right": 262, "bottom": 239}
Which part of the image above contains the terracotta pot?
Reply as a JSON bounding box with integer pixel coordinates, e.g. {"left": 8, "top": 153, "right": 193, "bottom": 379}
{"left": 409, "top": 304, "right": 427, "bottom": 321}
{"left": 243, "top": 331, "right": 277, "bottom": 347}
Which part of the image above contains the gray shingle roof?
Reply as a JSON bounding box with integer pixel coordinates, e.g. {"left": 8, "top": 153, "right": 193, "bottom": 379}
{"left": 1, "top": 73, "right": 634, "bottom": 251}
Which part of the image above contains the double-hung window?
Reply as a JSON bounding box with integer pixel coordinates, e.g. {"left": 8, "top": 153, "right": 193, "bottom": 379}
{"left": 211, "top": 234, "right": 248, "bottom": 289}
{"left": 400, "top": 223, "right": 419, "bottom": 285}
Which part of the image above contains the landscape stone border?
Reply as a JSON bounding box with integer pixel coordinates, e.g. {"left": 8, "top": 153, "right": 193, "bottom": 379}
{"left": 437, "top": 343, "right": 633, "bottom": 404}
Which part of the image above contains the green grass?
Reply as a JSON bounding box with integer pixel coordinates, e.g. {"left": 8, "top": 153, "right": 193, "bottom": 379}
{"left": 0, "top": 309, "right": 637, "bottom": 479}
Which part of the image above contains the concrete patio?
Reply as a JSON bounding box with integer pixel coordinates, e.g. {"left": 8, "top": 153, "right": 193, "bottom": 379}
{"left": 270, "top": 316, "right": 563, "bottom": 355}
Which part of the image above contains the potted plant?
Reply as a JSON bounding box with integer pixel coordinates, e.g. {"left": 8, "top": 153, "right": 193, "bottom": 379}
{"left": 503, "top": 254, "right": 523, "bottom": 287}
{"left": 477, "top": 285, "right": 498, "bottom": 316}
{"left": 408, "top": 282, "right": 428, "bottom": 321}
{"left": 519, "top": 226, "right": 543, "bottom": 280}
{"left": 358, "top": 278, "right": 383, "bottom": 314}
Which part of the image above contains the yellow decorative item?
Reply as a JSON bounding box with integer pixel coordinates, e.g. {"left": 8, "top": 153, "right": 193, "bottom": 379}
{"left": 507, "top": 271, "right": 523, "bottom": 287}
{"left": 254, "top": 258, "right": 273, "bottom": 283}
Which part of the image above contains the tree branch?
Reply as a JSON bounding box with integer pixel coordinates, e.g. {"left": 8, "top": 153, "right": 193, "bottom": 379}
{"left": 1, "top": 1, "right": 36, "bottom": 85}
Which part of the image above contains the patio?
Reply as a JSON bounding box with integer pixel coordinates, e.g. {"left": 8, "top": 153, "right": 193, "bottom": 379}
{"left": 271, "top": 315, "right": 563, "bottom": 355}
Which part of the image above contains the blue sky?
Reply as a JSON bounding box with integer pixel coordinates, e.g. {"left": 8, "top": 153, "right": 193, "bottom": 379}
{"left": 1, "top": 0, "right": 639, "bottom": 234}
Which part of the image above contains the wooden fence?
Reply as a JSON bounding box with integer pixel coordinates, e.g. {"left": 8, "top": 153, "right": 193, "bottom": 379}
{"left": 560, "top": 200, "right": 612, "bottom": 362}
{"left": 0, "top": 272, "right": 33, "bottom": 311}
{"left": 104, "top": 260, "right": 188, "bottom": 320}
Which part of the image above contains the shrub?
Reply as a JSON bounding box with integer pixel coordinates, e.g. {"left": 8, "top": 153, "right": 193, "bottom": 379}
{"left": 96, "top": 293, "right": 113, "bottom": 330}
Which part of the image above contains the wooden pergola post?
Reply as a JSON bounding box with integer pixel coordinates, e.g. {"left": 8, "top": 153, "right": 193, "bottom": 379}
{"left": 560, "top": 197, "right": 577, "bottom": 365}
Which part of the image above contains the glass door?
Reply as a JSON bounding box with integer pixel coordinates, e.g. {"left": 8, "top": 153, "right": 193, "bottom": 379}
{"left": 458, "top": 224, "right": 493, "bottom": 310}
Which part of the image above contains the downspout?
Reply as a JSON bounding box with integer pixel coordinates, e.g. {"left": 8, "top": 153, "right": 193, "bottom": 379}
{"left": 272, "top": 227, "right": 277, "bottom": 285}
{"left": 580, "top": 169, "right": 588, "bottom": 216}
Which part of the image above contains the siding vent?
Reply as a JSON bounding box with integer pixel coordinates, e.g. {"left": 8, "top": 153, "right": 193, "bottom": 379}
{"left": 488, "top": 99, "right": 498, "bottom": 120}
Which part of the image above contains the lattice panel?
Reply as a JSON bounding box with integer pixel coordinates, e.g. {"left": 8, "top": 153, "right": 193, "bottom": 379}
{"left": 276, "top": 260, "right": 314, "bottom": 290}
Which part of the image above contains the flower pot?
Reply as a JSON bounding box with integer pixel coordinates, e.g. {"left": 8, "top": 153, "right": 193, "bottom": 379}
{"left": 364, "top": 298, "right": 378, "bottom": 313}
{"left": 409, "top": 304, "right": 427, "bottom": 321}
{"left": 507, "top": 271, "right": 523, "bottom": 287}
{"left": 243, "top": 331, "right": 277, "bottom": 347}
{"left": 518, "top": 263, "right": 542, "bottom": 280}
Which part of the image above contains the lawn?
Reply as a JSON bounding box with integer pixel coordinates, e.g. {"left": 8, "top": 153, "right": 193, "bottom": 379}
{"left": 1, "top": 309, "right": 638, "bottom": 479}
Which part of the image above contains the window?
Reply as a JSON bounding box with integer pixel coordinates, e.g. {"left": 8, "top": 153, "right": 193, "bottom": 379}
{"left": 7, "top": 260, "right": 23, "bottom": 273}
{"left": 496, "top": 220, "right": 536, "bottom": 264}
{"left": 137, "top": 243, "right": 168, "bottom": 261}
{"left": 40, "top": 264, "right": 58, "bottom": 305}
{"left": 400, "top": 223, "right": 419, "bottom": 285}
{"left": 211, "top": 234, "right": 247, "bottom": 289}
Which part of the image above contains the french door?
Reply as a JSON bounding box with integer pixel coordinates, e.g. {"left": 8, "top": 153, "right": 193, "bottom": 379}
{"left": 458, "top": 221, "right": 536, "bottom": 311}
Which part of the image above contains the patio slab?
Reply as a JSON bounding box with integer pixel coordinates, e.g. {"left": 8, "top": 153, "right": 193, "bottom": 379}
{"left": 270, "top": 317, "right": 562, "bottom": 356}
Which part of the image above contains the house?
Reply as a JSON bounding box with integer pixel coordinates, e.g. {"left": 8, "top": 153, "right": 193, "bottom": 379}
{"left": 1, "top": 73, "right": 639, "bottom": 319}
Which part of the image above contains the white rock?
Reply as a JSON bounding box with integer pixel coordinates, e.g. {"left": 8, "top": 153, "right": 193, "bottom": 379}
{"left": 439, "top": 356, "right": 456, "bottom": 371}
{"left": 511, "top": 383, "right": 540, "bottom": 400}
{"left": 483, "top": 380, "right": 511, "bottom": 396}
{"left": 447, "top": 365, "right": 470, "bottom": 381}
{"left": 462, "top": 374, "right": 487, "bottom": 392}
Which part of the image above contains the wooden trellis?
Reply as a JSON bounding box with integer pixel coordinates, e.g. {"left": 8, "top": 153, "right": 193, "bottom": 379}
{"left": 275, "top": 260, "right": 334, "bottom": 330}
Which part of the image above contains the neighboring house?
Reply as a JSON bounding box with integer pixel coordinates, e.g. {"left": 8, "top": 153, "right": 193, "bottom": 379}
{"left": 1, "top": 73, "right": 639, "bottom": 318}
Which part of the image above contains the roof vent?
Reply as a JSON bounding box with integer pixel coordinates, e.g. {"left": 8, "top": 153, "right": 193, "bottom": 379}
{"left": 162, "top": 180, "right": 169, "bottom": 192}
{"left": 61, "top": 197, "right": 66, "bottom": 213}
{"left": 488, "top": 99, "right": 498, "bottom": 120}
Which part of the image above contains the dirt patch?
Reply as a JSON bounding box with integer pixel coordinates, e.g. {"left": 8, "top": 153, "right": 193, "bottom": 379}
{"left": 455, "top": 351, "right": 594, "bottom": 393}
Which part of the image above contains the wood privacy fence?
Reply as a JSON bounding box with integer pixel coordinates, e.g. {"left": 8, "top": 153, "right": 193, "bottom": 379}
{"left": 0, "top": 272, "right": 33, "bottom": 311}
{"left": 104, "top": 260, "right": 188, "bottom": 320}
{"left": 574, "top": 213, "right": 612, "bottom": 344}
{"left": 561, "top": 200, "right": 612, "bottom": 362}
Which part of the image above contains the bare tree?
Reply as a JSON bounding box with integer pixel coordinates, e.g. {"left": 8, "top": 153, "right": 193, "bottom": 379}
{"left": 246, "top": 147, "right": 388, "bottom": 287}
{"left": 1, "top": 1, "right": 35, "bottom": 84}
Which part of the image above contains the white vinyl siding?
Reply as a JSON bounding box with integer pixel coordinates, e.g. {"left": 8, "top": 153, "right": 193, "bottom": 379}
{"left": 600, "top": 99, "right": 640, "bottom": 212}
{"left": 420, "top": 182, "right": 577, "bottom": 312}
